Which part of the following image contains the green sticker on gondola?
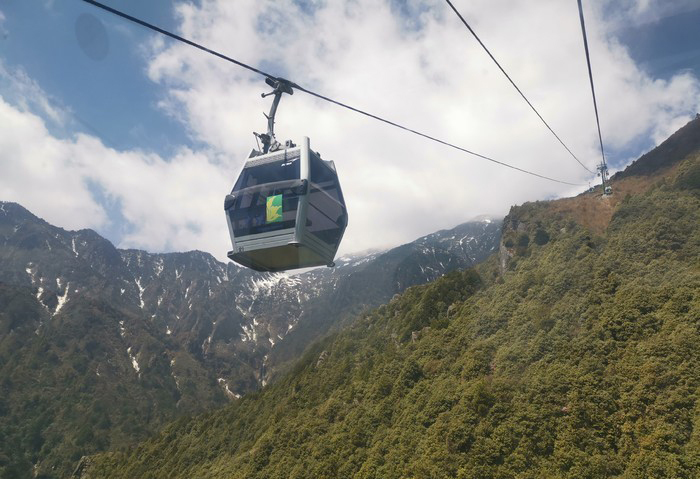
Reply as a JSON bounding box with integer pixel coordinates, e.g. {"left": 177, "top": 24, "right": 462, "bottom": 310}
{"left": 266, "top": 194, "right": 283, "bottom": 223}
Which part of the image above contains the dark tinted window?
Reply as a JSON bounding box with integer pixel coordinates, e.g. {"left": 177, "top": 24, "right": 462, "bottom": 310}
{"left": 233, "top": 154, "right": 300, "bottom": 192}
{"left": 229, "top": 183, "right": 301, "bottom": 237}
{"left": 309, "top": 153, "right": 344, "bottom": 204}
{"left": 307, "top": 186, "right": 346, "bottom": 247}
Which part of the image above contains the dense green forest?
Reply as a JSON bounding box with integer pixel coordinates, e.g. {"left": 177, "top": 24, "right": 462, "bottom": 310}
{"left": 0, "top": 286, "right": 227, "bottom": 479}
{"left": 79, "top": 152, "right": 700, "bottom": 477}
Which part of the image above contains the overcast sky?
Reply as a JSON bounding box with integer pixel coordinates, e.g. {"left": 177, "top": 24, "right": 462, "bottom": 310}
{"left": 1, "top": 0, "right": 699, "bottom": 262}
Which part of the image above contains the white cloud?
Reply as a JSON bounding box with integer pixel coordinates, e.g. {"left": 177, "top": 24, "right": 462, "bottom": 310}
{"left": 1, "top": 0, "right": 699, "bottom": 262}
{"left": 142, "top": 0, "right": 700, "bottom": 253}
{"left": 0, "top": 63, "right": 67, "bottom": 125}
{"left": 0, "top": 65, "right": 232, "bottom": 259}
{"left": 0, "top": 96, "right": 107, "bottom": 230}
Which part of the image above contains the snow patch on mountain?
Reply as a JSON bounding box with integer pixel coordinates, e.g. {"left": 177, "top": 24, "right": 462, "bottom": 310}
{"left": 127, "top": 347, "right": 140, "bottom": 373}
{"left": 241, "top": 323, "right": 257, "bottom": 343}
{"left": 250, "top": 274, "right": 284, "bottom": 296}
{"left": 154, "top": 258, "right": 164, "bottom": 276}
{"left": 217, "top": 378, "right": 240, "bottom": 399}
{"left": 169, "top": 359, "right": 181, "bottom": 391}
{"left": 54, "top": 281, "right": 69, "bottom": 316}
{"left": 135, "top": 278, "right": 145, "bottom": 309}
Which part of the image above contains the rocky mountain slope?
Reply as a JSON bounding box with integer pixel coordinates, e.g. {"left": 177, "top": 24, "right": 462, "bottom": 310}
{"left": 76, "top": 118, "right": 700, "bottom": 478}
{"left": 0, "top": 201, "right": 499, "bottom": 478}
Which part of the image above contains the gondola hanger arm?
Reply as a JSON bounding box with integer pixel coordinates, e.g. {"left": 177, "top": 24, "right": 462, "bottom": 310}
{"left": 255, "top": 78, "right": 295, "bottom": 154}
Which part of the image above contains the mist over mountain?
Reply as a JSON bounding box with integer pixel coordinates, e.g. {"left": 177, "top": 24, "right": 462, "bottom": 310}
{"left": 0, "top": 199, "right": 499, "bottom": 478}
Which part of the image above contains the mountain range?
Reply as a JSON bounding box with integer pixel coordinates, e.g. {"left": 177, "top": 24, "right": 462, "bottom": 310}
{"left": 0, "top": 198, "right": 500, "bottom": 478}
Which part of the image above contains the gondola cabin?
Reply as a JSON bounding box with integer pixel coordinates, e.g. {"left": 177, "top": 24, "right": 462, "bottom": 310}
{"left": 224, "top": 137, "right": 348, "bottom": 272}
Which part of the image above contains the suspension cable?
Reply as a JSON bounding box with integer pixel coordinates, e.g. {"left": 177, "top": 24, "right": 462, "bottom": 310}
{"left": 81, "top": 0, "right": 585, "bottom": 186}
{"left": 444, "top": 0, "right": 595, "bottom": 174}
{"left": 576, "top": 0, "right": 607, "bottom": 168}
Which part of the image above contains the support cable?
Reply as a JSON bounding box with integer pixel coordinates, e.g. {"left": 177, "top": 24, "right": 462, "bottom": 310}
{"left": 81, "top": 0, "right": 585, "bottom": 186}
{"left": 444, "top": 0, "right": 594, "bottom": 174}
{"left": 576, "top": 0, "right": 607, "bottom": 168}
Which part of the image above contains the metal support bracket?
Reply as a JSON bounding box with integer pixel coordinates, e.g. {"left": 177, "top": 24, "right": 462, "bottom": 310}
{"left": 254, "top": 77, "right": 294, "bottom": 154}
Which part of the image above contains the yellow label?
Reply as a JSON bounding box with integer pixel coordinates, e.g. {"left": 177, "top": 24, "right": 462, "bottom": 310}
{"left": 266, "top": 195, "right": 283, "bottom": 223}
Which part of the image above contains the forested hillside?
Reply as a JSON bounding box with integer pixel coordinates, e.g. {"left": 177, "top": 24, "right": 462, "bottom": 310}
{"left": 78, "top": 126, "right": 700, "bottom": 478}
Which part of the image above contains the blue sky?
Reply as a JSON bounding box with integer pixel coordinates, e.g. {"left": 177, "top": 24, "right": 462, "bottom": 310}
{"left": 1, "top": 0, "right": 699, "bottom": 259}
{"left": 1, "top": 0, "right": 693, "bottom": 159}
{"left": 1, "top": 0, "right": 191, "bottom": 154}
{"left": 620, "top": 7, "right": 700, "bottom": 81}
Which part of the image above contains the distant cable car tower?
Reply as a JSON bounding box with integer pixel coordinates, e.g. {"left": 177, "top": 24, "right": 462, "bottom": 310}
{"left": 597, "top": 160, "right": 611, "bottom": 196}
